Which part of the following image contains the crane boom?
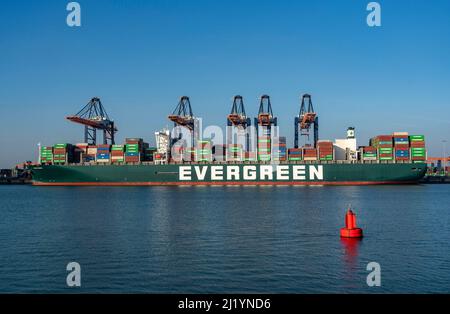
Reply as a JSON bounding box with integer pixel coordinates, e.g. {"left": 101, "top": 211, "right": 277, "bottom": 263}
{"left": 66, "top": 97, "right": 117, "bottom": 145}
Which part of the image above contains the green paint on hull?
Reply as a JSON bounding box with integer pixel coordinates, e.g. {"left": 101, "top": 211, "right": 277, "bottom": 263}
{"left": 31, "top": 163, "right": 427, "bottom": 186}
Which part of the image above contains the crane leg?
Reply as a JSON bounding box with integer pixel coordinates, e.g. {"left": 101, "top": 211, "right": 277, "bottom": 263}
{"left": 314, "top": 117, "right": 319, "bottom": 147}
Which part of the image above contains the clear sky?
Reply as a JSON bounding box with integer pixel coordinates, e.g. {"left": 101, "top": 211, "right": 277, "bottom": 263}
{"left": 0, "top": 0, "right": 449, "bottom": 167}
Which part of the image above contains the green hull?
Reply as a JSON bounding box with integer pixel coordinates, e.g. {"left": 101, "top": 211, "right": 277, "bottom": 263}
{"left": 31, "top": 163, "right": 427, "bottom": 186}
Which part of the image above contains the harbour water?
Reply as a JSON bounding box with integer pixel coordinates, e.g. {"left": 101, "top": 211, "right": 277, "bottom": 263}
{"left": 0, "top": 185, "right": 449, "bottom": 293}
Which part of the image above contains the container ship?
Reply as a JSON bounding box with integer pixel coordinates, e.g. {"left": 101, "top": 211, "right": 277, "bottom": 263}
{"left": 31, "top": 95, "right": 427, "bottom": 186}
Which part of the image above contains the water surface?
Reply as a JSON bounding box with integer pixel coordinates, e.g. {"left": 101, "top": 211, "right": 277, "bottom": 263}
{"left": 0, "top": 185, "right": 449, "bottom": 293}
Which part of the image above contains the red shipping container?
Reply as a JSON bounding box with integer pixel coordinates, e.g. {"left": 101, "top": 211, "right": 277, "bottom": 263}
{"left": 376, "top": 135, "right": 393, "bottom": 141}
{"left": 125, "top": 157, "right": 140, "bottom": 162}
{"left": 126, "top": 139, "right": 143, "bottom": 145}
{"left": 410, "top": 142, "right": 425, "bottom": 148}
{"left": 363, "top": 146, "right": 377, "bottom": 152}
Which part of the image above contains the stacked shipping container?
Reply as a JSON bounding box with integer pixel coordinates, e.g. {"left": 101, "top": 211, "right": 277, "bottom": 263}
{"left": 197, "top": 140, "right": 212, "bottom": 162}
{"left": 38, "top": 131, "right": 427, "bottom": 165}
{"left": 410, "top": 135, "right": 426, "bottom": 163}
{"left": 370, "top": 135, "right": 394, "bottom": 161}
{"left": 258, "top": 128, "right": 271, "bottom": 161}
{"left": 288, "top": 148, "right": 302, "bottom": 161}
{"left": 111, "top": 145, "right": 124, "bottom": 163}
{"left": 226, "top": 144, "right": 243, "bottom": 162}
{"left": 183, "top": 148, "right": 196, "bottom": 162}
{"left": 393, "top": 132, "right": 410, "bottom": 161}
{"left": 96, "top": 144, "right": 111, "bottom": 163}
{"left": 75, "top": 143, "right": 89, "bottom": 163}
{"left": 317, "top": 141, "right": 333, "bottom": 161}
{"left": 53, "top": 144, "right": 73, "bottom": 164}
{"left": 272, "top": 137, "right": 287, "bottom": 161}
{"left": 303, "top": 146, "right": 318, "bottom": 161}
{"left": 361, "top": 146, "right": 377, "bottom": 161}
{"left": 243, "top": 152, "right": 257, "bottom": 162}
{"left": 125, "top": 138, "right": 143, "bottom": 163}
{"left": 40, "top": 146, "right": 53, "bottom": 164}
{"left": 85, "top": 145, "right": 97, "bottom": 162}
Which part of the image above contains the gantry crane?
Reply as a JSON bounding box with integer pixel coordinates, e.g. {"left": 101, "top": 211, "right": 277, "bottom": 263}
{"left": 168, "top": 96, "right": 198, "bottom": 148}
{"left": 227, "top": 95, "right": 251, "bottom": 150}
{"left": 254, "top": 94, "right": 277, "bottom": 131}
{"left": 294, "top": 94, "right": 319, "bottom": 148}
{"left": 253, "top": 95, "right": 277, "bottom": 158}
{"left": 66, "top": 97, "right": 117, "bottom": 145}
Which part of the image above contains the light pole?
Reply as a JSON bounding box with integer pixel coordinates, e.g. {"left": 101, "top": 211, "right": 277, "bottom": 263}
{"left": 37, "top": 142, "right": 41, "bottom": 164}
{"left": 442, "top": 140, "right": 447, "bottom": 175}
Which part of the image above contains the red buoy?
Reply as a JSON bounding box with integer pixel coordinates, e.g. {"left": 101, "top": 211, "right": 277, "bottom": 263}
{"left": 340, "top": 209, "right": 363, "bottom": 238}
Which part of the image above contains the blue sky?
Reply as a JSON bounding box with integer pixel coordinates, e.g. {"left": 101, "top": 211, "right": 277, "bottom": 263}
{"left": 0, "top": 0, "right": 449, "bottom": 167}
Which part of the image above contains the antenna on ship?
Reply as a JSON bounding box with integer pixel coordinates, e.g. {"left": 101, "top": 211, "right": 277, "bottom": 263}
{"left": 226, "top": 95, "right": 251, "bottom": 150}
{"left": 66, "top": 97, "right": 117, "bottom": 145}
{"left": 294, "top": 94, "right": 319, "bottom": 148}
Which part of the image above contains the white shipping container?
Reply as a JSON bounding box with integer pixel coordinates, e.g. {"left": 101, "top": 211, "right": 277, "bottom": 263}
{"left": 392, "top": 132, "right": 409, "bottom": 136}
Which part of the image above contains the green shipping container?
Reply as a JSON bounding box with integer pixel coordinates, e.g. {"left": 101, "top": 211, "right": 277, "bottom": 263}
{"left": 409, "top": 135, "right": 425, "bottom": 141}
{"left": 54, "top": 144, "right": 69, "bottom": 148}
